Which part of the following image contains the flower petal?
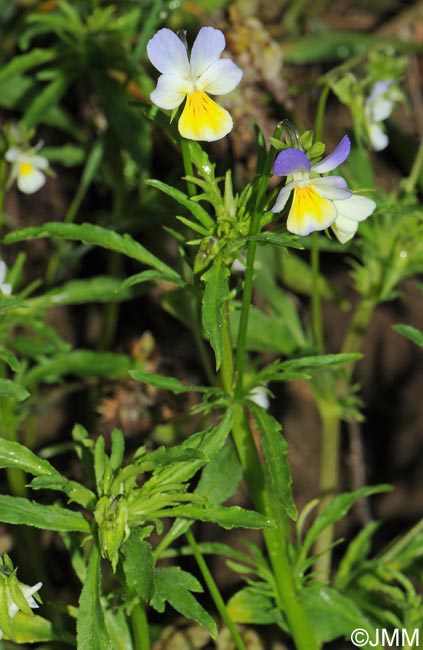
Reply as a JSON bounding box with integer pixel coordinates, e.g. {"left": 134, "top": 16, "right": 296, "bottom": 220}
{"left": 190, "top": 27, "right": 225, "bottom": 77}
{"left": 0, "top": 282, "right": 12, "bottom": 295}
{"left": 0, "top": 261, "right": 6, "bottom": 284}
{"left": 178, "top": 91, "right": 233, "bottom": 141}
{"left": 147, "top": 28, "right": 190, "bottom": 77}
{"left": 196, "top": 58, "right": 242, "bottom": 95}
{"left": 287, "top": 185, "right": 337, "bottom": 236}
{"left": 271, "top": 180, "right": 296, "bottom": 213}
{"left": 331, "top": 214, "right": 358, "bottom": 243}
{"left": 368, "top": 122, "right": 388, "bottom": 151}
{"left": 17, "top": 168, "right": 46, "bottom": 194}
{"left": 31, "top": 155, "right": 49, "bottom": 170}
{"left": 333, "top": 194, "right": 376, "bottom": 222}
{"left": 310, "top": 176, "right": 351, "bottom": 200}
{"left": 365, "top": 81, "right": 393, "bottom": 122}
{"left": 311, "top": 135, "right": 350, "bottom": 173}
{"left": 150, "top": 74, "right": 191, "bottom": 109}
{"left": 273, "top": 149, "right": 310, "bottom": 176}
{"left": 5, "top": 147, "right": 20, "bottom": 163}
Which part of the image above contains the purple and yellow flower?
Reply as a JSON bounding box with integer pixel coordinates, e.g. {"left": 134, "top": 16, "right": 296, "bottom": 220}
{"left": 147, "top": 26, "right": 243, "bottom": 142}
{"left": 271, "top": 135, "right": 375, "bottom": 240}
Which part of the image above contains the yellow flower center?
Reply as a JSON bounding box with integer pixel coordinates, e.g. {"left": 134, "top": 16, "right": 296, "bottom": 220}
{"left": 18, "top": 162, "right": 34, "bottom": 176}
{"left": 287, "top": 184, "right": 337, "bottom": 235}
{"left": 178, "top": 90, "right": 232, "bottom": 142}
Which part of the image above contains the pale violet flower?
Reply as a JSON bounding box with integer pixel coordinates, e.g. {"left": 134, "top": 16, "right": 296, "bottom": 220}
{"left": 0, "top": 261, "right": 12, "bottom": 296}
{"left": 147, "top": 27, "right": 243, "bottom": 141}
{"left": 0, "top": 580, "right": 42, "bottom": 639}
{"left": 365, "top": 81, "right": 402, "bottom": 151}
{"left": 271, "top": 135, "right": 376, "bottom": 240}
{"left": 5, "top": 147, "right": 48, "bottom": 194}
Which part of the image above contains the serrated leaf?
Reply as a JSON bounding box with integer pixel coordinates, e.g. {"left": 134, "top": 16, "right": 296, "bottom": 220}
{"left": 201, "top": 255, "right": 230, "bottom": 370}
{"left": 77, "top": 547, "right": 113, "bottom": 650}
{"left": 151, "top": 567, "right": 217, "bottom": 638}
{"left": 0, "top": 378, "right": 30, "bottom": 402}
{"left": 0, "top": 48, "right": 56, "bottom": 83}
{"left": 119, "top": 269, "right": 186, "bottom": 291}
{"left": 393, "top": 324, "right": 423, "bottom": 348}
{"left": 0, "top": 439, "right": 60, "bottom": 477}
{"left": 21, "top": 73, "right": 69, "bottom": 129}
{"left": 122, "top": 531, "right": 155, "bottom": 602}
{"left": 250, "top": 405, "right": 297, "bottom": 520}
{"left": 0, "top": 346, "right": 22, "bottom": 372}
{"left": 4, "top": 222, "right": 179, "bottom": 280}
{"left": 281, "top": 353, "right": 363, "bottom": 370}
{"left": 0, "top": 495, "right": 90, "bottom": 532}
{"left": 334, "top": 522, "right": 380, "bottom": 590}
{"left": 196, "top": 441, "right": 243, "bottom": 505}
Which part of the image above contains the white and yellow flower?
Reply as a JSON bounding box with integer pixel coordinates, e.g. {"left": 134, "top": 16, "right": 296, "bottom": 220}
{"left": 5, "top": 147, "right": 48, "bottom": 194}
{"left": 147, "top": 26, "right": 243, "bottom": 141}
{"left": 0, "top": 260, "right": 12, "bottom": 296}
{"left": 271, "top": 135, "right": 376, "bottom": 240}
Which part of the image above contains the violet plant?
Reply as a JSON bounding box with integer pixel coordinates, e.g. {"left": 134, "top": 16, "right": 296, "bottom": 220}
{"left": 0, "top": 2, "right": 422, "bottom": 649}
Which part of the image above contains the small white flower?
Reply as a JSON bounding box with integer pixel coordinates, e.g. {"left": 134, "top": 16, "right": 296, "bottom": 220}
{"left": 0, "top": 260, "right": 12, "bottom": 296}
{"left": 0, "top": 580, "right": 42, "bottom": 640}
{"left": 364, "top": 81, "right": 402, "bottom": 151}
{"left": 332, "top": 193, "right": 376, "bottom": 243}
{"left": 5, "top": 147, "right": 48, "bottom": 194}
{"left": 248, "top": 386, "right": 270, "bottom": 410}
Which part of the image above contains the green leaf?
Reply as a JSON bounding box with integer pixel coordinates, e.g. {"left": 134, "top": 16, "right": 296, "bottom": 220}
{"left": 282, "top": 353, "right": 363, "bottom": 370}
{"left": 250, "top": 405, "right": 297, "bottom": 520}
{"left": 130, "top": 370, "right": 207, "bottom": 394}
{"left": 121, "top": 531, "right": 155, "bottom": 602}
{"left": 4, "top": 222, "right": 180, "bottom": 280}
{"left": 227, "top": 587, "right": 284, "bottom": 625}
{"left": 0, "top": 297, "right": 27, "bottom": 313}
{"left": 0, "top": 378, "right": 30, "bottom": 402}
{"left": 301, "top": 485, "right": 391, "bottom": 559}
{"left": 0, "top": 495, "right": 90, "bottom": 532}
{"left": 334, "top": 522, "right": 380, "bottom": 590}
{"left": 147, "top": 179, "right": 215, "bottom": 230}
{"left": 42, "top": 144, "right": 86, "bottom": 166}
{"left": 0, "top": 48, "right": 56, "bottom": 83}
{"left": 30, "top": 276, "right": 132, "bottom": 308}
{"left": 29, "top": 475, "right": 96, "bottom": 510}
{"left": 21, "top": 73, "right": 70, "bottom": 129}
{"left": 0, "top": 439, "right": 60, "bottom": 477}
{"left": 25, "top": 350, "right": 134, "bottom": 386}
{"left": 77, "top": 547, "right": 113, "bottom": 650}
{"left": 0, "top": 379, "right": 30, "bottom": 402}
{"left": 302, "top": 584, "right": 379, "bottom": 645}
{"left": 162, "top": 503, "right": 273, "bottom": 530}
{"left": 151, "top": 567, "right": 217, "bottom": 638}
{"left": 196, "top": 441, "right": 243, "bottom": 505}
{"left": 230, "top": 305, "right": 300, "bottom": 355}
{"left": 0, "top": 346, "right": 22, "bottom": 372}
{"left": 393, "top": 323, "right": 423, "bottom": 348}
{"left": 243, "top": 232, "right": 303, "bottom": 249}
{"left": 201, "top": 255, "right": 230, "bottom": 370}
{"left": 7, "top": 612, "right": 75, "bottom": 644}
{"left": 119, "top": 269, "right": 186, "bottom": 291}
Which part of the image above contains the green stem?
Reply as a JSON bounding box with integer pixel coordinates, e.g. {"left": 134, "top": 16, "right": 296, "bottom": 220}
{"left": 314, "top": 84, "right": 330, "bottom": 142}
{"left": 180, "top": 139, "right": 196, "bottom": 198}
{"left": 313, "top": 404, "right": 341, "bottom": 581}
{"left": 131, "top": 601, "right": 150, "bottom": 650}
{"left": 0, "top": 157, "right": 6, "bottom": 234}
{"left": 311, "top": 232, "right": 324, "bottom": 351}
{"left": 313, "top": 297, "right": 376, "bottom": 581}
{"left": 402, "top": 136, "right": 423, "bottom": 195}
{"left": 185, "top": 529, "right": 247, "bottom": 650}
{"left": 230, "top": 405, "right": 319, "bottom": 650}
